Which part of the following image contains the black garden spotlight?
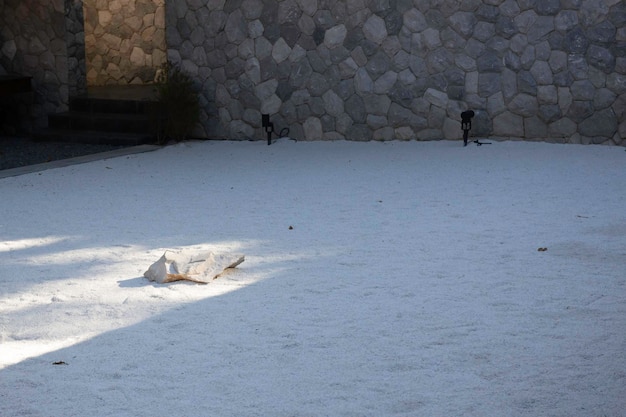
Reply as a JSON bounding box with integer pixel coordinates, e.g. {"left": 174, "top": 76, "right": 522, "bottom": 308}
{"left": 461, "top": 110, "right": 474, "bottom": 146}
{"left": 262, "top": 114, "right": 273, "bottom": 145}
{"left": 262, "top": 114, "right": 289, "bottom": 145}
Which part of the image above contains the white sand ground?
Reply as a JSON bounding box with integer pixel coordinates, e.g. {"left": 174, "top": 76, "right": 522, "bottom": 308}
{"left": 0, "top": 139, "right": 624, "bottom": 417}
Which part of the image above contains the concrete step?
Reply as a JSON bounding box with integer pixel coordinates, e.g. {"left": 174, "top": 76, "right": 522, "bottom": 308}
{"left": 34, "top": 128, "right": 155, "bottom": 146}
{"left": 48, "top": 111, "right": 155, "bottom": 134}
{"left": 69, "top": 96, "right": 158, "bottom": 115}
{"left": 43, "top": 85, "right": 161, "bottom": 145}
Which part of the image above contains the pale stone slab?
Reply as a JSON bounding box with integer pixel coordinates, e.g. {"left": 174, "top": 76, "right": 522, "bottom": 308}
{"left": 144, "top": 250, "right": 245, "bottom": 284}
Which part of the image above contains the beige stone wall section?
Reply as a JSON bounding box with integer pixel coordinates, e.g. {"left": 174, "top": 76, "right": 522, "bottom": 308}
{"left": 84, "top": 0, "right": 166, "bottom": 85}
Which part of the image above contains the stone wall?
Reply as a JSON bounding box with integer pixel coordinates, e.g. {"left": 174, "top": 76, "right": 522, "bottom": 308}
{"left": 0, "top": 0, "right": 86, "bottom": 132}
{"left": 83, "top": 0, "right": 167, "bottom": 85}
{"left": 66, "top": 0, "right": 88, "bottom": 97}
{"left": 166, "top": 0, "right": 625, "bottom": 145}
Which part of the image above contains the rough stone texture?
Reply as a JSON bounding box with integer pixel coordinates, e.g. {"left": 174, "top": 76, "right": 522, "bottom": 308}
{"left": 83, "top": 0, "right": 166, "bottom": 85}
{"left": 144, "top": 250, "right": 245, "bottom": 284}
{"left": 5, "top": 1, "right": 622, "bottom": 144}
{"left": 0, "top": 0, "right": 86, "bottom": 132}
{"left": 153, "top": 1, "right": 624, "bottom": 145}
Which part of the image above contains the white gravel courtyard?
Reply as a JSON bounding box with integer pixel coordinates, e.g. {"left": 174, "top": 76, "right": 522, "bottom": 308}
{"left": 1, "top": 139, "right": 624, "bottom": 416}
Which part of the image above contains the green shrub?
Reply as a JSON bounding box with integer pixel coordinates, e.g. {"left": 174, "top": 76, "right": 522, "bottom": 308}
{"left": 153, "top": 62, "right": 200, "bottom": 144}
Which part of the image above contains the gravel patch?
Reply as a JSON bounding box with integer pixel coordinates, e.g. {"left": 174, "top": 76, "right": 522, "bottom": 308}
{"left": 0, "top": 136, "right": 128, "bottom": 170}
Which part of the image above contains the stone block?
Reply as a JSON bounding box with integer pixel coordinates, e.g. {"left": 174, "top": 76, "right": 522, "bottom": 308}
{"left": 520, "top": 45, "right": 535, "bottom": 70}
{"left": 303, "top": 116, "right": 323, "bottom": 140}
{"left": 295, "top": 0, "right": 317, "bottom": 16}
{"left": 230, "top": 120, "right": 255, "bottom": 139}
{"left": 388, "top": 102, "right": 414, "bottom": 126}
{"left": 517, "top": 70, "right": 537, "bottom": 94}
{"left": 558, "top": 87, "right": 573, "bottom": 113}
{"left": 355, "top": 67, "right": 374, "bottom": 93}
{"left": 524, "top": 116, "right": 548, "bottom": 138}
{"left": 487, "top": 91, "right": 505, "bottom": 116}
{"left": 427, "top": 49, "right": 454, "bottom": 73}
{"left": 192, "top": 46, "right": 207, "bottom": 66}
{"left": 347, "top": 124, "right": 372, "bottom": 141}
{"left": 570, "top": 80, "right": 595, "bottom": 100}
{"left": 593, "top": 88, "right": 617, "bottom": 109}
{"left": 472, "top": 110, "right": 493, "bottom": 136}
{"left": 363, "top": 15, "right": 387, "bottom": 45}
{"left": 251, "top": 38, "right": 271, "bottom": 60}
{"left": 567, "top": 100, "right": 594, "bottom": 121}
{"left": 320, "top": 130, "right": 340, "bottom": 140}
{"left": 155, "top": 5, "right": 166, "bottom": 29}
{"left": 225, "top": 10, "right": 247, "bottom": 44}
{"left": 384, "top": 10, "right": 403, "bottom": 36}
{"left": 449, "top": 11, "right": 477, "bottom": 38}
{"left": 527, "top": 16, "right": 555, "bottom": 44}
{"left": 536, "top": 0, "right": 560, "bottom": 16}
{"left": 241, "top": 0, "right": 263, "bottom": 20}
{"left": 276, "top": 0, "right": 301, "bottom": 24}
{"left": 486, "top": 36, "right": 510, "bottom": 54}
{"left": 322, "top": 89, "right": 344, "bottom": 116}
{"left": 607, "top": 73, "right": 626, "bottom": 94}
{"left": 372, "top": 70, "right": 396, "bottom": 93}
{"left": 337, "top": 57, "right": 357, "bottom": 79}
{"left": 555, "top": 10, "right": 578, "bottom": 31}
{"left": 144, "top": 250, "right": 244, "bottom": 284}
{"left": 287, "top": 43, "right": 306, "bottom": 62}
{"left": 476, "top": 50, "right": 502, "bottom": 73}
{"left": 619, "top": 121, "right": 626, "bottom": 142}
{"left": 442, "top": 117, "right": 459, "bottom": 139}
{"left": 587, "top": 44, "right": 615, "bottom": 73}
{"left": 548, "top": 117, "right": 577, "bottom": 138}
{"left": 130, "top": 47, "right": 146, "bottom": 66}
{"left": 270, "top": 38, "right": 290, "bottom": 63}
{"left": 514, "top": 10, "right": 538, "bottom": 34}
{"left": 424, "top": 88, "right": 448, "bottom": 108}
{"left": 403, "top": 9, "right": 428, "bottom": 32}
{"left": 428, "top": 105, "right": 446, "bottom": 127}
{"left": 324, "top": 24, "right": 347, "bottom": 49}
{"left": 496, "top": 16, "right": 517, "bottom": 39}
{"left": 446, "top": 86, "right": 464, "bottom": 100}
{"left": 373, "top": 127, "right": 395, "bottom": 141}
{"left": 565, "top": 28, "right": 589, "bottom": 54}
{"left": 477, "top": 4, "right": 499, "bottom": 23}
{"left": 288, "top": 59, "right": 313, "bottom": 88}
{"left": 395, "top": 126, "right": 415, "bottom": 140}
{"left": 478, "top": 72, "right": 502, "bottom": 98}
{"left": 99, "top": 10, "right": 112, "bottom": 26}
{"left": 363, "top": 94, "right": 391, "bottom": 116}
{"left": 464, "top": 71, "right": 478, "bottom": 94}
{"left": 345, "top": 94, "right": 366, "bottom": 122}
{"left": 579, "top": 108, "right": 618, "bottom": 137}
{"left": 509, "top": 93, "right": 538, "bottom": 117}
{"left": 416, "top": 128, "right": 442, "bottom": 140}
{"left": 529, "top": 61, "right": 553, "bottom": 86}
{"left": 548, "top": 50, "right": 567, "bottom": 73}
{"left": 236, "top": 38, "right": 254, "bottom": 60}
{"left": 455, "top": 54, "right": 476, "bottom": 71}
{"left": 336, "top": 114, "right": 353, "bottom": 134}
{"left": 537, "top": 85, "right": 558, "bottom": 105}
{"left": 510, "top": 34, "right": 527, "bottom": 54}
{"left": 493, "top": 112, "right": 523, "bottom": 137}
{"left": 247, "top": 22, "right": 265, "bottom": 41}
{"left": 366, "top": 50, "right": 391, "bottom": 78}
{"left": 504, "top": 50, "right": 521, "bottom": 71}
{"left": 465, "top": 38, "right": 486, "bottom": 59}
{"left": 366, "top": 114, "right": 388, "bottom": 129}
{"left": 473, "top": 22, "right": 496, "bottom": 42}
